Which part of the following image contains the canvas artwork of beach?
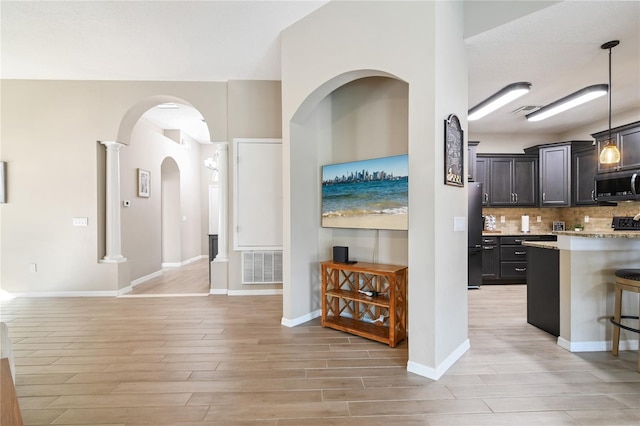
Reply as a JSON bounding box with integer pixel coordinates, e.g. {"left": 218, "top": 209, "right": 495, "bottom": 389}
{"left": 321, "top": 154, "right": 408, "bottom": 230}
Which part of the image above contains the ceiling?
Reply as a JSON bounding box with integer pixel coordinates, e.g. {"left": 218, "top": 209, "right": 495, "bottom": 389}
{"left": 2, "top": 1, "right": 639, "bottom": 142}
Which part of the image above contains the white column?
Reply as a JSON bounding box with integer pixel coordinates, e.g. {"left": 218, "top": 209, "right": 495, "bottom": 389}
{"left": 100, "top": 141, "right": 127, "bottom": 263}
{"left": 215, "top": 142, "right": 229, "bottom": 261}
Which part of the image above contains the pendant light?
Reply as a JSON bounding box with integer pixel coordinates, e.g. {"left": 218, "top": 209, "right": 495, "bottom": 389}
{"left": 599, "top": 40, "right": 621, "bottom": 165}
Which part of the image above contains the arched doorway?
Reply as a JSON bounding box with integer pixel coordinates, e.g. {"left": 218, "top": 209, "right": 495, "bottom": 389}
{"left": 109, "top": 96, "right": 215, "bottom": 295}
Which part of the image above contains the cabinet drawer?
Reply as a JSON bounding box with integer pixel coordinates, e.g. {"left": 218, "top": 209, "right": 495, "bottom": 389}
{"left": 501, "top": 246, "right": 528, "bottom": 261}
{"left": 482, "top": 236, "right": 498, "bottom": 245}
{"left": 501, "top": 262, "right": 528, "bottom": 278}
{"left": 501, "top": 236, "right": 533, "bottom": 245}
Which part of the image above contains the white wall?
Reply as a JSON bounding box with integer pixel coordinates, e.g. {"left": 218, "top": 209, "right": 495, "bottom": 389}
{"left": 0, "top": 79, "right": 272, "bottom": 294}
{"left": 281, "top": 1, "right": 469, "bottom": 379}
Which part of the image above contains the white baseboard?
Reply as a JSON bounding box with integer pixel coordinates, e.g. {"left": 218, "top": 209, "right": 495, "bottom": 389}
{"left": 227, "top": 289, "right": 283, "bottom": 296}
{"left": 209, "top": 289, "right": 228, "bottom": 295}
{"left": 162, "top": 255, "right": 206, "bottom": 268}
{"left": 12, "top": 291, "right": 119, "bottom": 298}
{"left": 131, "top": 270, "right": 163, "bottom": 287}
{"left": 407, "top": 339, "right": 470, "bottom": 381}
{"left": 558, "top": 337, "right": 639, "bottom": 352}
{"left": 281, "top": 309, "right": 321, "bottom": 328}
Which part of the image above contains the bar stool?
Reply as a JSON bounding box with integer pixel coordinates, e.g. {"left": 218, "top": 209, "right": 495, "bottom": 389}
{"left": 610, "top": 269, "right": 640, "bottom": 372}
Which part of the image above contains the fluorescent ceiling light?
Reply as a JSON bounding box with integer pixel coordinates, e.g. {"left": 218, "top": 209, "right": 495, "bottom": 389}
{"left": 468, "top": 82, "right": 532, "bottom": 121}
{"left": 526, "top": 84, "right": 608, "bottom": 122}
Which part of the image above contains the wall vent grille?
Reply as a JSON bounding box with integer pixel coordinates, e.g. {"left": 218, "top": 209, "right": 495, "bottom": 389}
{"left": 242, "top": 250, "right": 283, "bottom": 284}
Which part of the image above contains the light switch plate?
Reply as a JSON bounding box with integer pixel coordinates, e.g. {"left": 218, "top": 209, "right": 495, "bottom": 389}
{"left": 454, "top": 216, "right": 465, "bottom": 231}
{"left": 73, "top": 217, "right": 88, "bottom": 227}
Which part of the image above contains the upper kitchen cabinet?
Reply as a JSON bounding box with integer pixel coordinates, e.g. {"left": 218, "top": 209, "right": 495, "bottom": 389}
{"left": 594, "top": 121, "right": 640, "bottom": 174}
{"left": 478, "top": 154, "right": 537, "bottom": 207}
{"left": 572, "top": 145, "right": 598, "bottom": 206}
{"left": 475, "top": 156, "right": 489, "bottom": 206}
{"left": 528, "top": 141, "right": 592, "bottom": 207}
{"left": 468, "top": 141, "right": 479, "bottom": 182}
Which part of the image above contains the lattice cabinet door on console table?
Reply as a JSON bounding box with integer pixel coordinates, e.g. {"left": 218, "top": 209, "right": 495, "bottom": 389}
{"left": 320, "top": 261, "right": 407, "bottom": 347}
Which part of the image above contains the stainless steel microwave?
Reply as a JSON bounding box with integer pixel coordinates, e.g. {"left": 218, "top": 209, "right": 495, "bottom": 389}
{"left": 595, "top": 170, "right": 640, "bottom": 202}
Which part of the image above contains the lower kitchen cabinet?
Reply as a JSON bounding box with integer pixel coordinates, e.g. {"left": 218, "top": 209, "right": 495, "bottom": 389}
{"left": 526, "top": 246, "right": 559, "bottom": 336}
{"left": 482, "top": 235, "right": 557, "bottom": 284}
{"left": 481, "top": 236, "right": 499, "bottom": 280}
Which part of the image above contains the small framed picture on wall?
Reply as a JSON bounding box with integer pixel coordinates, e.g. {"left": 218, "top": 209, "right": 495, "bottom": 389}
{"left": 553, "top": 221, "right": 565, "bottom": 231}
{"left": 138, "top": 168, "right": 150, "bottom": 198}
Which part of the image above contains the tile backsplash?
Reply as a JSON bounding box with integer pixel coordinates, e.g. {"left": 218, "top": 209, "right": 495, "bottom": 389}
{"left": 483, "top": 202, "right": 640, "bottom": 233}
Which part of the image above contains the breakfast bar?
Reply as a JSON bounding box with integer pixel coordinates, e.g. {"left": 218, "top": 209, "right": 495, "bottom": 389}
{"left": 526, "top": 231, "right": 640, "bottom": 352}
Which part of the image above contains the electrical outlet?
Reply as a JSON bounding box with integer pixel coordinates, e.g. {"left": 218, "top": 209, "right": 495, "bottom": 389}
{"left": 584, "top": 215, "right": 590, "bottom": 223}
{"left": 537, "top": 216, "right": 542, "bottom": 223}
{"left": 29, "top": 263, "right": 37, "bottom": 273}
{"left": 500, "top": 215, "right": 506, "bottom": 223}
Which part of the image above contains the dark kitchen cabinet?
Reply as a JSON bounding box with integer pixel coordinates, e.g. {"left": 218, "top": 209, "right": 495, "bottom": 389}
{"left": 499, "top": 236, "right": 529, "bottom": 282}
{"left": 486, "top": 156, "right": 537, "bottom": 206}
{"left": 539, "top": 144, "right": 570, "bottom": 206}
{"left": 532, "top": 141, "right": 593, "bottom": 207}
{"left": 475, "top": 157, "right": 489, "bottom": 206}
{"left": 527, "top": 246, "right": 559, "bottom": 336}
{"left": 481, "top": 236, "right": 499, "bottom": 280}
{"left": 572, "top": 145, "right": 598, "bottom": 205}
{"left": 482, "top": 235, "right": 557, "bottom": 285}
{"left": 468, "top": 141, "right": 479, "bottom": 182}
{"left": 594, "top": 121, "right": 640, "bottom": 173}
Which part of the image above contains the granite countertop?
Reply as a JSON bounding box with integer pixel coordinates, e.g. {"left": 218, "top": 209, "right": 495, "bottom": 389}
{"left": 522, "top": 240, "right": 558, "bottom": 249}
{"left": 482, "top": 231, "right": 555, "bottom": 237}
{"left": 553, "top": 230, "right": 640, "bottom": 239}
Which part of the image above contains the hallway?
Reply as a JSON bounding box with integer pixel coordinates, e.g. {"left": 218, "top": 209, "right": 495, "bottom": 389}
{"left": 126, "top": 258, "right": 210, "bottom": 296}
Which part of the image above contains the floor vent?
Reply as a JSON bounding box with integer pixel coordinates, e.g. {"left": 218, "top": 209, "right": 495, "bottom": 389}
{"left": 242, "top": 251, "right": 283, "bottom": 284}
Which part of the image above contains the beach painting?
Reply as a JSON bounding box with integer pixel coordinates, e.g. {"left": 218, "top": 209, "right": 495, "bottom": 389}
{"left": 321, "top": 154, "right": 408, "bottom": 230}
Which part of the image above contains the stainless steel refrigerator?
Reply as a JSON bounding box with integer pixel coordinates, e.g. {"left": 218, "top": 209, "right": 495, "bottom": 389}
{"left": 468, "top": 182, "right": 483, "bottom": 289}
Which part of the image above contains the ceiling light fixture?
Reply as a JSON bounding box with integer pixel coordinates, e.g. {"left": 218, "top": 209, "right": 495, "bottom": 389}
{"left": 468, "top": 82, "right": 532, "bottom": 121}
{"left": 156, "top": 103, "right": 179, "bottom": 109}
{"left": 525, "top": 84, "right": 608, "bottom": 122}
{"left": 599, "top": 40, "right": 621, "bottom": 164}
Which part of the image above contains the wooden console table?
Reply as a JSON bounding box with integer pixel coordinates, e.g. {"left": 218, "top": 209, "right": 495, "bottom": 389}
{"left": 321, "top": 261, "right": 407, "bottom": 347}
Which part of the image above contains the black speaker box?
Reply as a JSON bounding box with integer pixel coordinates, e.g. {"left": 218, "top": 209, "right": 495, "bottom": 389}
{"left": 333, "top": 246, "right": 356, "bottom": 264}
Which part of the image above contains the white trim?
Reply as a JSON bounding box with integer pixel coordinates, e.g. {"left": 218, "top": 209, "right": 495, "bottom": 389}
{"left": 227, "top": 289, "right": 283, "bottom": 296}
{"left": 119, "top": 293, "right": 209, "bottom": 298}
{"left": 131, "top": 270, "right": 163, "bottom": 287}
{"left": 162, "top": 255, "right": 205, "bottom": 268}
{"left": 281, "top": 309, "right": 321, "bottom": 328}
{"left": 209, "top": 289, "right": 229, "bottom": 295}
{"left": 407, "top": 339, "right": 470, "bottom": 381}
{"left": 557, "top": 337, "right": 639, "bottom": 352}
{"left": 12, "top": 291, "right": 119, "bottom": 298}
{"left": 118, "top": 286, "right": 133, "bottom": 296}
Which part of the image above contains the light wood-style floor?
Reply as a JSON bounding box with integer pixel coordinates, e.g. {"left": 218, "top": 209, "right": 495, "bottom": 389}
{"left": 127, "top": 259, "right": 210, "bottom": 296}
{"left": 2, "top": 271, "right": 639, "bottom": 425}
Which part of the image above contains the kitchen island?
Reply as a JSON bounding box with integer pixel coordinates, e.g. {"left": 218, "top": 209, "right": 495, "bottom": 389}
{"left": 526, "top": 231, "right": 640, "bottom": 352}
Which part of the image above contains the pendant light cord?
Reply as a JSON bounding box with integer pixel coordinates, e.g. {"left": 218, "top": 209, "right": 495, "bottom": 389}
{"left": 608, "top": 45, "right": 612, "bottom": 142}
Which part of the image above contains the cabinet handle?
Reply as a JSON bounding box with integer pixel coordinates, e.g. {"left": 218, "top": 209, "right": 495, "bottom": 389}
{"left": 542, "top": 192, "right": 546, "bottom": 202}
{"left": 632, "top": 173, "right": 637, "bottom": 196}
{"left": 483, "top": 246, "right": 494, "bottom": 250}
{"left": 591, "top": 190, "right": 596, "bottom": 201}
{"left": 515, "top": 267, "right": 527, "bottom": 272}
{"left": 484, "top": 193, "right": 489, "bottom": 203}
{"left": 514, "top": 239, "right": 523, "bottom": 243}
{"left": 514, "top": 251, "right": 526, "bottom": 255}
{"left": 514, "top": 193, "right": 518, "bottom": 203}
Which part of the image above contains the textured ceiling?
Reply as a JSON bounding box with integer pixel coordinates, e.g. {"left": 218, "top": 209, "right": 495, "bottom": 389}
{"left": 2, "top": 1, "right": 639, "bottom": 140}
